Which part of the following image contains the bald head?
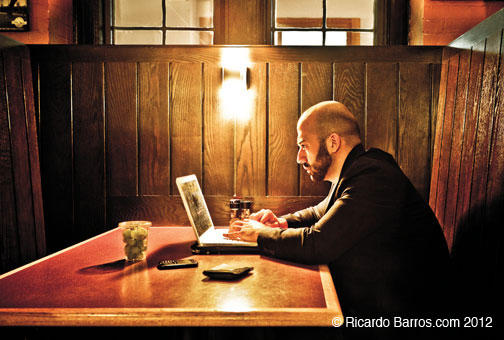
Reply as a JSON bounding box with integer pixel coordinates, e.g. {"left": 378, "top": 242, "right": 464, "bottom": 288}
{"left": 298, "top": 101, "right": 361, "bottom": 144}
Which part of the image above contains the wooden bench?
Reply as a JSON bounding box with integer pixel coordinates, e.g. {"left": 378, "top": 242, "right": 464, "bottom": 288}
{"left": 0, "top": 35, "right": 45, "bottom": 274}
{"left": 430, "top": 9, "right": 503, "bottom": 314}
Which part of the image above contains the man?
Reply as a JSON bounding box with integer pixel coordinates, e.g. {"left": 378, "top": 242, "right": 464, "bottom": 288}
{"left": 225, "top": 101, "right": 450, "bottom": 317}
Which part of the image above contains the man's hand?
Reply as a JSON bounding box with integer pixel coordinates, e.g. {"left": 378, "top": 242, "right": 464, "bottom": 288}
{"left": 249, "top": 209, "right": 288, "bottom": 229}
{"left": 223, "top": 219, "right": 265, "bottom": 242}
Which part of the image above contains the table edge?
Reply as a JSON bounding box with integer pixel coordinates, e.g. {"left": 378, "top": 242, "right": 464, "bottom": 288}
{"left": 0, "top": 306, "right": 342, "bottom": 327}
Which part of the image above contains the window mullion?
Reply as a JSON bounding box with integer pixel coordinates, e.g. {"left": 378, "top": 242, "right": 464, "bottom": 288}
{"left": 162, "top": 0, "right": 166, "bottom": 45}
{"left": 322, "top": 0, "right": 326, "bottom": 46}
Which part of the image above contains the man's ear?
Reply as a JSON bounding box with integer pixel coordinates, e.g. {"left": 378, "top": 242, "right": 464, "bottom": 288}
{"left": 326, "top": 133, "right": 341, "bottom": 153}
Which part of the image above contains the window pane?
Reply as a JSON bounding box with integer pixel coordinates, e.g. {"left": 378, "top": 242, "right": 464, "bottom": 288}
{"left": 165, "top": 0, "right": 213, "bottom": 27}
{"left": 275, "top": 31, "right": 323, "bottom": 46}
{"left": 326, "top": 31, "right": 373, "bottom": 46}
{"left": 326, "top": 0, "right": 374, "bottom": 29}
{"left": 114, "top": 0, "right": 163, "bottom": 27}
{"left": 276, "top": 0, "right": 322, "bottom": 28}
{"left": 114, "top": 30, "right": 163, "bottom": 44}
{"left": 165, "top": 30, "right": 213, "bottom": 45}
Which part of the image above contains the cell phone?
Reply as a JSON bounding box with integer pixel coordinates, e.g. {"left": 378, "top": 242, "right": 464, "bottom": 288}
{"left": 157, "top": 259, "right": 198, "bottom": 270}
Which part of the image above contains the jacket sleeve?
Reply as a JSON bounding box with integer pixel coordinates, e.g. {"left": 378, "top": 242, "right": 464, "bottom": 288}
{"left": 257, "top": 162, "right": 403, "bottom": 264}
{"left": 280, "top": 185, "right": 333, "bottom": 228}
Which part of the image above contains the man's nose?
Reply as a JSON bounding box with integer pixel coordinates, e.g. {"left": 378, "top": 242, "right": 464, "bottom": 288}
{"left": 297, "top": 149, "right": 306, "bottom": 164}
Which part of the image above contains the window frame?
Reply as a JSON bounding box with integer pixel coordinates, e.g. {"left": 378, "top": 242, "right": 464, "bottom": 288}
{"left": 109, "top": 0, "right": 216, "bottom": 45}
{"left": 74, "top": 0, "right": 405, "bottom": 46}
{"left": 270, "top": 0, "right": 375, "bottom": 46}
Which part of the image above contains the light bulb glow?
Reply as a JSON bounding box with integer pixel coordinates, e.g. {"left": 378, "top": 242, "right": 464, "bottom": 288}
{"left": 220, "top": 48, "right": 254, "bottom": 122}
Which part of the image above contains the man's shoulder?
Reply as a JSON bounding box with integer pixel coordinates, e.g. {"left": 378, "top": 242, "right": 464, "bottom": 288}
{"left": 340, "top": 147, "right": 408, "bottom": 188}
{"left": 340, "top": 147, "right": 412, "bottom": 198}
{"left": 349, "top": 147, "right": 399, "bottom": 172}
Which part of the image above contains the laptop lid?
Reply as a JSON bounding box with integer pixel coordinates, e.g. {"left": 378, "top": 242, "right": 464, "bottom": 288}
{"left": 176, "top": 174, "right": 215, "bottom": 243}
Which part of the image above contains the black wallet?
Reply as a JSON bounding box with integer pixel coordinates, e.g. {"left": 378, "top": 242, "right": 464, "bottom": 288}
{"left": 203, "top": 265, "right": 253, "bottom": 280}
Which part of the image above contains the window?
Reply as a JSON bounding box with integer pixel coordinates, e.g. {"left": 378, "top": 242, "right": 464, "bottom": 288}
{"left": 112, "top": 0, "right": 214, "bottom": 45}
{"left": 272, "top": 0, "right": 374, "bottom": 46}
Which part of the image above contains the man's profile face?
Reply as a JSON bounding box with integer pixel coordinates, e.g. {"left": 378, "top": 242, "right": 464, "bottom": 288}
{"left": 297, "top": 127, "right": 332, "bottom": 182}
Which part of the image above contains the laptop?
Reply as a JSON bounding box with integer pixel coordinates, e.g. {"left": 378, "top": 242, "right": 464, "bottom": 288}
{"left": 176, "top": 174, "right": 259, "bottom": 254}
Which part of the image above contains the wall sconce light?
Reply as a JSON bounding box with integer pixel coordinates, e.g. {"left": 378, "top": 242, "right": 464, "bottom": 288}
{"left": 219, "top": 48, "right": 254, "bottom": 122}
{"left": 222, "top": 67, "right": 250, "bottom": 90}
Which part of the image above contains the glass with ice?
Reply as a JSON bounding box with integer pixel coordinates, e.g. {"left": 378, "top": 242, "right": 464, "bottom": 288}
{"left": 119, "top": 221, "right": 151, "bottom": 261}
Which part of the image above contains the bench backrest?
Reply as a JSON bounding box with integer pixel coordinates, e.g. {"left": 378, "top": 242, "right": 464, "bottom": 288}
{"left": 430, "top": 8, "right": 503, "bottom": 312}
{"left": 0, "top": 36, "right": 46, "bottom": 274}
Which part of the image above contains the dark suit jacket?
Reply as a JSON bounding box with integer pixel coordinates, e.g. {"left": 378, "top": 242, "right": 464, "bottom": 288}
{"left": 257, "top": 144, "right": 450, "bottom": 316}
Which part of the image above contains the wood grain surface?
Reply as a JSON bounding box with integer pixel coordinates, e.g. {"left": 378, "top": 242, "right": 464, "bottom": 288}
{"left": 0, "top": 52, "right": 20, "bottom": 271}
{"left": 0, "top": 227, "right": 342, "bottom": 327}
{"left": 333, "top": 62, "right": 366, "bottom": 143}
{"left": 170, "top": 63, "right": 203, "bottom": 192}
{"left": 268, "top": 63, "right": 299, "bottom": 196}
{"left": 203, "top": 63, "right": 234, "bottom": 195}
{"left": 105, "top": 62, "right": 137, "bottom": 196}
{"left": 398, "top": 62, "right": 431, "bottom": 200}
{"left": 300, "top": 62, "right": 333, "bottom": 196}
{"left": 366, "top": 62, "right": 398, "bottom": 157}
{"left": 139, "top": 62, "right": 170, "bottom": 195}
{"left": 72, "top": 62, "right": 105, "bottom": 241}
{"left": 30, "top": 46, "right": 441, "bottom": 253}
{"left": 0, "top": 37, "right": 46, "bottom": 273}
{"left": 38, "top": 62, "right": 73, "bottom": 251}
{"left": 235, "top": 63, "right": 267, "bottom": 197}
{"left": 430, "top": 10, "right": 503, "bottom": 316}
{"left": 3, "top": 49, "right": 38, "bottom": 263}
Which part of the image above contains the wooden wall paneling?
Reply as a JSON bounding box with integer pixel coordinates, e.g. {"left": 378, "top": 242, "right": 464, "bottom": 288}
{"left": 443, "top": 49, "right": 471, "bottom": 250}
{"left": 235, "top": 63, "right": 267, "bottom": 197}
{"left": 3, "top": 50, "right": 37, "bottom": 263}
{"left": 21, "top": 55, "right": 46, "bottom": 257}
{"left": 366, "top": 62, "right": 398, "bottom": 157}
{"left": 300, "top": 63, "right": 333, "bottom": 196}
{"left": 429, "top": 49, "right": 452, "bottom": 211}
{"left": 28, "top": 45, "right": 443, "bottom": 65}
{"left": 72, "top": 62, "right": 105, "bottom": 240}
{"left": 38, "top": 62, "right": 73, "bottom": 252}
{"left": 483, "top": 31, "right": 504, "bottom": 303}
{"left": 0, "top": 39, "right": 46, "bottom": 273}
{"left": 28, "top": 45, "right": 443, "bottom": 238}
{"left": 430, "top": 63, "right": 442, "bottom": 165}
{"left": 433, "top": 53, "right": 459, "bottom": 230}
{"left": 108, "top": 195, "right": 327, "bottom": 227}
{"left": 397, "top": 62, "right": 432, "bottom": 201}
{"left": 170, "top": 63, "right": 203, "bottom": 191}
{"left": 0, "top": 52, "right": 20, "bottom": 271}
{"left": 452, "top": 40, "right": 485, "bottom": 256}
{"left": 469, "top": 31, "right": 501, "bottom": 233}
{"left": 332, "top": 62, "right": 366, "bottom": 144}
{"left": 105, "top": 62, "right": 138, "bottom": 197}
{"left": 445, "top": 9, "right": 504, "bottom": 314}
{"left": 203, "top": 63, "right": 234, "bottom": 196}
{"left": 138, "top": 62, "right": 170, "bottom": 195}
{"left": 108, "top": 196, "right": 188, "bottom": 227}
{"left": 224, "top": 0, "right": 267, "bottom": 44}
{"left": 268, "top": 63, "right": 300, "bottom": 196}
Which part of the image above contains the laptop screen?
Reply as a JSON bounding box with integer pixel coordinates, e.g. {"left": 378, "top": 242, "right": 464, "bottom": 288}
{"left": 176, "top": 175, "right": 213, "bottom": 238}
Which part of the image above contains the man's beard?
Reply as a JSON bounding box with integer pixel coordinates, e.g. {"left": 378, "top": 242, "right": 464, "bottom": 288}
{"left": 303, "top": 142, "right": 332, "bottom": 182}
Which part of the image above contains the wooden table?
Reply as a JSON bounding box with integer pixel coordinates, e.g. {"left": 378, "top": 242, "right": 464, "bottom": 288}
{"left": 0, "top": 227, "right": 342, "bottom": 327}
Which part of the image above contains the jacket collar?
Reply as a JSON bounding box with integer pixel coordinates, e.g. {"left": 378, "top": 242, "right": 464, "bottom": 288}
{"left": 324, "top": 144, "right": 365, "bottom": 213}
{"left": 339, "top": 143, "right": 365, "bottom": 180}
